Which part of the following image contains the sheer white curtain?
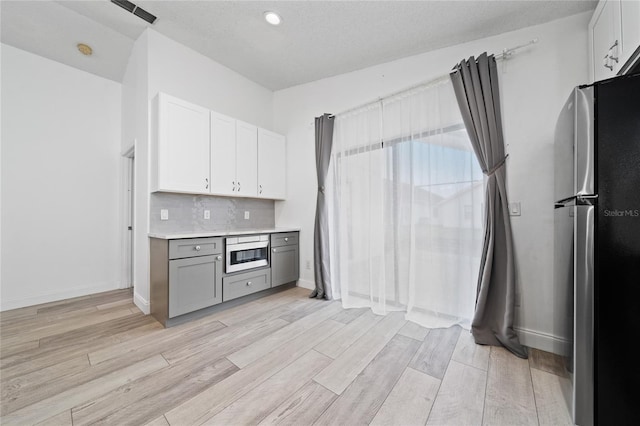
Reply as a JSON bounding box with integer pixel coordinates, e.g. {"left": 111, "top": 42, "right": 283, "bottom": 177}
{"left": 327, "top": 78, "right": 484, "bottom": 329}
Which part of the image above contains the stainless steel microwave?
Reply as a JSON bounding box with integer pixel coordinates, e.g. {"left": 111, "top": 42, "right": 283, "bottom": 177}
{"left": 225, "top": 234, "right": 269, "bottom": 273}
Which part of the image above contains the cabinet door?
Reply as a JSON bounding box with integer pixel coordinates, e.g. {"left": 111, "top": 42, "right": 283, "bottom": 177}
{"left": 257, "top": 128, "right": 286, "bottom": 200}
{"left": 169, "top": 254, "right": 222, "bottom": 318}
{"left": 620, "top": 0, "right": 640, "bottom": 69}
{"left": 271, "top": 245, "right": 299, "bottom": 287}
{"left": 592, "top": 0, "right": 622, "bottom": 81}
{"left": 157, "top": 94, "right": 210, "bottom": 193}
{"left": 210, "top": 111, "right": 237, "bottom": 196}
{"left": 235, "top": 120, "right": 258, "bottom": 197}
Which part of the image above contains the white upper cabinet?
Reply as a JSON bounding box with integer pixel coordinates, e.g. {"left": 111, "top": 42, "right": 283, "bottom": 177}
{"left": 235, "top": 120, "right": 258, "bottom": 198}
{"left": 154, "top": 93, "right": 210, "bottom": 193}
{"left": 590, "top": 0, "right": 640, "bottom": 82}
{"left": 620, "top": 0, "right": 640, "bottom": 69}
{"left": 153, "top": 92, "right": 283, "bottom": 199}
{"left": 210, "top": 111, "right": 237, "bottom": 196}
{"left": 210, "top": 115, "right": 258, "bottom": 197}
{"left": 257, "top": 128, "right": 286, "bottom": 200}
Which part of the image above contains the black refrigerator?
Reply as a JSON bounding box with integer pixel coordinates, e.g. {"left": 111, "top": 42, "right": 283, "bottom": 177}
{"left": 554, "top": 72, "right": 640, "bottom": 426}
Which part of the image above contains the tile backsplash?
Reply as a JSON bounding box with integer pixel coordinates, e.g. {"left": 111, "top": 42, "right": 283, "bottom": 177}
{"left": 150, "top": 192, "right": 275, "bottom": 234}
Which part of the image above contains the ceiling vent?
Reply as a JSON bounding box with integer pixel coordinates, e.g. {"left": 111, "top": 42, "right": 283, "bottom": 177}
{"left": 111, "top": 0, "right": 157, "bottom": 24}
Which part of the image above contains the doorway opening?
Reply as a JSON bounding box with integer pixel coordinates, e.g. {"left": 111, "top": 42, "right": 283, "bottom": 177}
{"left": 123, "top": 147, "right": 135, "bottom": 289}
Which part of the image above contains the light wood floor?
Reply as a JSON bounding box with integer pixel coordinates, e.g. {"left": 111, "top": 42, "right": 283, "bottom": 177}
{"left": 0, "top": 287, "right": 573, "bottom": 426}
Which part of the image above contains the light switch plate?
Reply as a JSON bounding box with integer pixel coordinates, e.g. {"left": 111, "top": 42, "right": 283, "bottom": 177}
{"left": 204, "top": 210, "right": 210, "bottom": 220}
{"left": 244, "top": 211, "right": 250, "bottom": 220}
{"left": 509, "top": 202, "right": 521, "bottom": 216}
{"left": 160, "top": 209, "right": 169, "bottom": 220}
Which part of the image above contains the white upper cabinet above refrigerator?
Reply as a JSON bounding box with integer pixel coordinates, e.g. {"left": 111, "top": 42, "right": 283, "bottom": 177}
{"left": 620, "top": 0, "right": 640, "bottom": 71}
{"left": 257, "top": 128, "right": 286, "bottom": 200}
{"left": 590, "top": 0, "right": 640, "bottom": 82}
{"left": 153, "top": 93, "right": 210, "bottom": 194}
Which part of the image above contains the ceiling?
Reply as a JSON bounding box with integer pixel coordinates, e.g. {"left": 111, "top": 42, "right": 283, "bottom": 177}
{"left": 1, "top": 1, "right": 597, "bottom": 91}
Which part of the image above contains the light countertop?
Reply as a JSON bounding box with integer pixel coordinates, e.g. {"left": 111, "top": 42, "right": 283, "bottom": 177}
{"left": 148, "top": 227, "right": 300, "bottom": 240}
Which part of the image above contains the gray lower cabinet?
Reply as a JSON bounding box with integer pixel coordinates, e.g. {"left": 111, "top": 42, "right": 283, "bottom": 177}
{"left": 223, "top": 268, "right": 271, "bottom": 302}
{"left": 169, "top": 255, "right": 222, "bottom": 318}
{"left": 150, "top": 237, "right": 223, "bottom": 326}
{"left": 271, "top": 232, "right": 300, "bottom": 287}
{"left": 151, "top": 231, "right": 299, "bottom": 327}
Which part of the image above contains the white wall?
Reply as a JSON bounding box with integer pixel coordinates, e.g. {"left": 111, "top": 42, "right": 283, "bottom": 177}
{"left": 146, "top": 31, "right": 274, "bottom": 129}
{"left": 121, "top": 32, "right": 151, "bottom": 313}
{"left": 273, "top": 12, "right": 591, "bottom": 352}
{"left": 1, "top": 44, "right": 123, "bottom": 310}
{"left": 125, "top": 29, "right": 275, "bottom": 312}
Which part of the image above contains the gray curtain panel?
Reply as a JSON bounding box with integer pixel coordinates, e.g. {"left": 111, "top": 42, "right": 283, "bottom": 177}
{"left": 310, "top": 113, "right": 335, "bottom": 299}
{"left": 449, "top": 53, "right": 527, "bottom": 359}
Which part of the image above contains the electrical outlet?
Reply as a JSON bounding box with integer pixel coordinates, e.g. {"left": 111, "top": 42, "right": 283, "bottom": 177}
{"left": 204, "top": 210, "right": 210, "bottom": 220}
{"left": 160, "top": 209, "right": 169, "bottom": 220}
{"left": 244, "top": 211, "right": 250, "bottom": 220}
{"left": 306, "top": 260, "right": 311, "bottom": 270}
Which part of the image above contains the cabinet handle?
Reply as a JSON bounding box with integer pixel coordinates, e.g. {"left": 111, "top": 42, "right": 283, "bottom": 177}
{"left": 232, "top": 181, "right": 236, "bottom": 192}
{"left": 284, "top": 237, "right": 289, "bottom": 242}
{"left": 259, "top": 184, "right": 263, "bottom": 194}
{"left": 246, "top": 281, "right": 253, "bottom": 286}
{"left": 603, "top": 54, "right": 613, "bottom": 71}
{"left": 216, "top": 255, "right": 222, "bottom": 261}
{"left": 205, "top": 177, "right": 209, "bottom": 190}
{"left": 273, "top": 248, "right": 277, "bottom": 252}
{"left": 237, "top": 181, "right": 241, "bottom": 192}
{"left": 194, "top": 245, "right": 201, "bottom": 251}
{"left": 608, "top": 40, "right": 619, "bottom": 64}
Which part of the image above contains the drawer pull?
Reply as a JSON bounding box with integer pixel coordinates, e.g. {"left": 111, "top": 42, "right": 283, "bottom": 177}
{"left": 273, "top": 248, "right": 277, "bottom": 253}
{"left": 216, "top": 255, "right": 222, "bottom": 261}
{"left": 246, "top": 281, "right": 253, "bottom": 286}
{"left": 284, "top": 237, "right": 289, "bottom": 242}
{"left": 194, "top": 245, "right": 201, "bottom": 251}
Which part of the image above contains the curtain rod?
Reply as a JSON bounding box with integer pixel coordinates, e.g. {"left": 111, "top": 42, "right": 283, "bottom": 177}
{"left": 329, "top": 38, "right": 538, "bottom": 119}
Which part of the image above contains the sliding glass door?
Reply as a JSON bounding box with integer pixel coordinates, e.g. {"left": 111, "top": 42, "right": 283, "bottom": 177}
{"left": 328, "top": 80, "right": 484, "bottom": 328}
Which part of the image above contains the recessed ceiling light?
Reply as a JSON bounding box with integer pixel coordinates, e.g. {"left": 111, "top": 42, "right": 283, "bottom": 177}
{"left": 264, "top": 11, "right": 282, "bottom": 26}
{"left": 77, "top": 43, "right": 93, "bottom": 56}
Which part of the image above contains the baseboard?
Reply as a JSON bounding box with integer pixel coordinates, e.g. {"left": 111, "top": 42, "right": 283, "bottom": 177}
{"left": 0, "top": 282, "right": 120, "bottom": 312}
{"left": 296, "top": 279, "right": 315, "bottom": 290}
{"left": 133, "top": 291, "right": 150, "bottom": 315}
{"left": 516, "top": 326, "right": 571, "bottom": 356}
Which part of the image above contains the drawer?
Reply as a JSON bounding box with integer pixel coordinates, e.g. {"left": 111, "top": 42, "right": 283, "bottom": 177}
{"left": 169, "top": 237, "right": 222, "bottom": 259}
{"left": 271, "top": 232, "right": 299, "bottom": 248}
{"left": 223, "top": 268, "right": 271, "bottom": 302}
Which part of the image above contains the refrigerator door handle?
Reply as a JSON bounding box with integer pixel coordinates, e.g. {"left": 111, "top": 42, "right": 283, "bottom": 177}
{"left": 577, "top": 194, "right": 598, "bottom": 206}
{"left": 573, "top": 205, "right": 595, "bottom": 426}
{"left": 555, "top": 195, "right": 579, "bottom": 208}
